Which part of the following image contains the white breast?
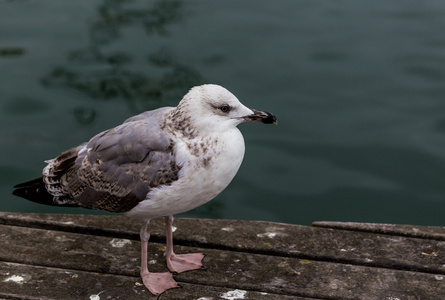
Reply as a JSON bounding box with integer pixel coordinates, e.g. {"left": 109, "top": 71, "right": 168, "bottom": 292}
{"left": 125, "top": 128, "right": 245, "bottom": 220}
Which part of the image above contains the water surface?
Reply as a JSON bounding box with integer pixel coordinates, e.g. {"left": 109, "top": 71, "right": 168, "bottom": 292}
{"left": 2, "top": 0, "right": 445, "bottom": 226}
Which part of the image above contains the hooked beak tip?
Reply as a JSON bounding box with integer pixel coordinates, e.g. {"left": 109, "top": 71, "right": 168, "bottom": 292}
{"left": 244, "top": 109, "right": 278, "bottom": 125}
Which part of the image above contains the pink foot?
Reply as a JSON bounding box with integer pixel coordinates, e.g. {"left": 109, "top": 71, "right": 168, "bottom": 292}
{"left": 141, "top": 271, "right": 181, "bottom": 296}
{"left": 166, "top": 253, "right": 206, "bottom": 273}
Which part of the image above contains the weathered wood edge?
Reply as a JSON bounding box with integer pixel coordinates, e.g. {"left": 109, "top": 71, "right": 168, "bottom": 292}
{"left": 312, "top": 221, "right": 445, "bottom": 241}
{"left": 1, "top": 262, "right": 310, "bottom": 300}
{"left": 1, "top": 212, "right": 445, "bottom": 275}
{"left": 2, "top": 225, "right": 445, "bottom": 300}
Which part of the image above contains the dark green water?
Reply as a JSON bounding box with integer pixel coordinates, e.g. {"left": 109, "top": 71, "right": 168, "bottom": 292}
{"left": 2, "top": 0, "right": 445, "bottom": 226}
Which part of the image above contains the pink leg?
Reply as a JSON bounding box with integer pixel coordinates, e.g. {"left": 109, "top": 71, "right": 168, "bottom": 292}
{"left": 139, "top": 219, "right": 180, "bottom": 295}
{"left": 165, "top": 215, "right": 206, "bottom": 273}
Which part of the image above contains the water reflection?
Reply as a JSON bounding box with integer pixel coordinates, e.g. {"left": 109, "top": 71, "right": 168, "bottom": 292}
{"left": 42, "top": 0, "right": 205, "bottom": 120}
{"left": 0, "top": 47, "right": 26, "bottom": 58}
{"left": 73, "top": 107, "right": 97, "bottom": 125}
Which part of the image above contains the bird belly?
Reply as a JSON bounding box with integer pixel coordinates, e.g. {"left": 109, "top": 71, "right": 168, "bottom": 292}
{"left": 125, "top": 130, "right": 245, "bottom": 220}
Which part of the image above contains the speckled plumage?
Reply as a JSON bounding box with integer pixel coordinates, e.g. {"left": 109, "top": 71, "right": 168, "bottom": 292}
{"left": 35, "top": 107, "right": 179, "bottom": 213}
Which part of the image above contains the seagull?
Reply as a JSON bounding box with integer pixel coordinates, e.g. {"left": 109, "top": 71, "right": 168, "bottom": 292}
{"left": 13, "top": 84, "right": 277, "bottom": 295}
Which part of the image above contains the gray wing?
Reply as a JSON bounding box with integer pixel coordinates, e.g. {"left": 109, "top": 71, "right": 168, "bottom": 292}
{"left": 46, "top": 107, "right": 180, "bottom": 213}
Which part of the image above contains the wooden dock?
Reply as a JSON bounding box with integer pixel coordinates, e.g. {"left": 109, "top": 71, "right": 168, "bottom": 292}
{"left": 1, "top": 212, "right": 444, "bottom": 299}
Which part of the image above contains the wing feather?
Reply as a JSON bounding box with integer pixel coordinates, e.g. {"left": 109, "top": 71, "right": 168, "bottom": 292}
{"left": 67, "top": 107, "right": 179, "bottom": 211}
{"left": 14, "top": 107, "right": 180, "bottom": 213}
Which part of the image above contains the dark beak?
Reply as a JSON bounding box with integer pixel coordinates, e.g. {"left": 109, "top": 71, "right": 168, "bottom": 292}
{"left": 244, "top": 109, "right": 278, "bottom": 124}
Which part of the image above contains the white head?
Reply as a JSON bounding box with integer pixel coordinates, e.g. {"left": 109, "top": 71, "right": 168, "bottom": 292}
{"left": 170, "top": 84, "right": 277, "bottom": 135}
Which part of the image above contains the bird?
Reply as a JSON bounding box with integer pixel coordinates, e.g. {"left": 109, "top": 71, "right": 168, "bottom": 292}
{"left": 13, "top": 84, "right": 277, "bottom": 295}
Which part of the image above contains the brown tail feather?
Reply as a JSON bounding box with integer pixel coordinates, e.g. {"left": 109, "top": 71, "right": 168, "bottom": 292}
{"left": 13, "top": 145, "right": 86, "bottom": 207}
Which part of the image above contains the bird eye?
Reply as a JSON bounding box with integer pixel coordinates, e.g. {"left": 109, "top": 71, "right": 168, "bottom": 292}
{"left": 219, "top": 105, "right": 231, "bottom": 113}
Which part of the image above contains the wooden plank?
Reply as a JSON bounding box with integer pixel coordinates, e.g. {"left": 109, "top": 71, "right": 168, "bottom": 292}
{"left": 2, "top": 224, "right": 311, "bottom": 297}
{"left": 313, "top": 221, "right": 445, "bottom": 241}
{"left": 2, "top": 218, "right": 445, "bottom": 299}
{"left": 1, "top": 212, "right": 444, "bottom": 275}
{"left": 0, "top": 262, "right": 303, "bottom": 300}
